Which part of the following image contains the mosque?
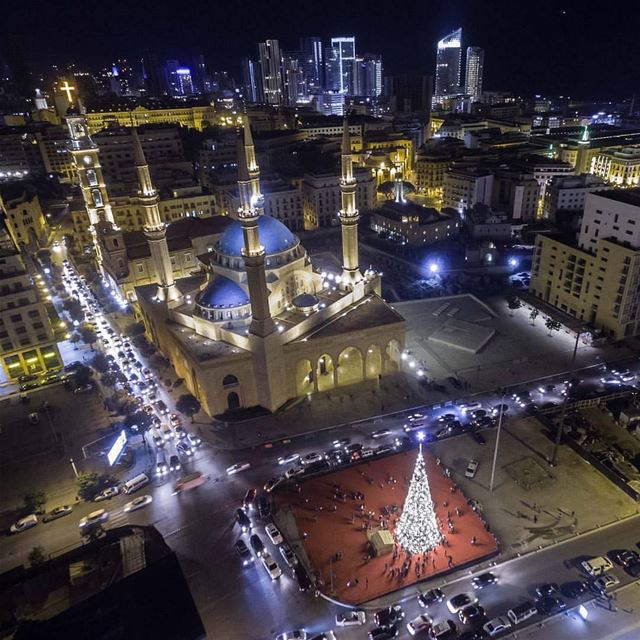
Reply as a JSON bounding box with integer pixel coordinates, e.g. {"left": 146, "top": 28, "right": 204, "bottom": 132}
{"left": 67, "top": 106, "right": 406, "bottom": 416}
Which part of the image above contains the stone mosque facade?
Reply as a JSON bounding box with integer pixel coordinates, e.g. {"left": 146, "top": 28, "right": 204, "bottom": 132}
{"left": 68, "top": 107, "right": 406, "bottom": 416}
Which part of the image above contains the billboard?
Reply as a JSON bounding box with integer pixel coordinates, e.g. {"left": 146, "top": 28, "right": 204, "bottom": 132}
{"left": 107, "top": 429, "right": 128, "bottom": 466}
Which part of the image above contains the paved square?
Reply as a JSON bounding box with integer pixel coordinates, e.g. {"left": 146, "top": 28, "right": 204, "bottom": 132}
{"left": 273, "top": 449, "right": 499, "bottom": 605}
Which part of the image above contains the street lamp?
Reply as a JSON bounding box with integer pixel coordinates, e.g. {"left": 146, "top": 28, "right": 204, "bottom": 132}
{"left": 508, "top": 257, "right": 519, "bottom": 268}
{"left": 489, "top": 394, "right": 507, "bottom": 494}
{"left": 428, "top": 262, "right": 439, "bottom": 274}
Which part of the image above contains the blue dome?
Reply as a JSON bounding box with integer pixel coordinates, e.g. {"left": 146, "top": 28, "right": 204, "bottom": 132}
{"left": 292, "top": 293, "right": 319, "bottom": 309}
{"left": 196, "top": 276, "right": 249, "bottom": 309}
{"left": 217, "top": 216, "right": 296, "bottom": 257}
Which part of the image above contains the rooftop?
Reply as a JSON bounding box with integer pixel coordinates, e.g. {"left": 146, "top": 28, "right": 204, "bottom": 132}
{"left": 377, "top": 200, "right": 453, "bottom": 225}
{"left": 590, "top": 188, "right": 640, "bottom": 207}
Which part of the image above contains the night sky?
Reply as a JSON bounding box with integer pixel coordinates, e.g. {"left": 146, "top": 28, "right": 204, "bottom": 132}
{"left": 3, "top": 0, "right": 639, "bottom": 99}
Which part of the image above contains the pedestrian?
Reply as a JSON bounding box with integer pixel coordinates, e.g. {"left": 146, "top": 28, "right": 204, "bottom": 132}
{"left": 447, "top": 556, "right": 453, "bottom": 568}
{"left": 470, "top": 535, "right": 477, "bottom": 545}
{"left": 365, "top": 577, "right": 369, "bottom": 590}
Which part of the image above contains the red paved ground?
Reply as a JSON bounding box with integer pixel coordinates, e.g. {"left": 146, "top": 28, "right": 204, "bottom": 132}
{"left": 273, "top": 449, "right": 499, "bottom": 605}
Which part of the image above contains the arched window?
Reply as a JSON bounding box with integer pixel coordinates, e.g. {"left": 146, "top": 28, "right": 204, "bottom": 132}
{"left": 222, "top": 374, "right": 238, "bottom": 388}
{"left": 86, "top": 169, "right": 98, "bottom": 186}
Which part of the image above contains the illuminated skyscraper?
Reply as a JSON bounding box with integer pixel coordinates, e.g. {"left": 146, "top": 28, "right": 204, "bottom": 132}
{"left": 434, "top": 28, "right": 462, "bottom": 99}
{"left": 242, "top": 57, "right": 260, "bottom": 102}
{"left": 299, "top": 37, "right": 323, "bottom": 92}
{"left": 465, "top": 46, "right": 484, "bottom": 101}
{"left": 329, "top": 36, "right": 356, "bottom": 94}
{"left": 257, "top": 39, "right": 284, "bottom": 105}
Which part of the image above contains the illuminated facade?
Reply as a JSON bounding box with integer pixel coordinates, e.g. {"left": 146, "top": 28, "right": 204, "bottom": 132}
{"left": 0, "top": 186, "right": 47, "bottom": 248}
{"left": 434, "top": 28, "right": 463, "bottom": 100}
{"left": 257, "top": 40, "right": 284, "bottom": 106}
{"left": 590, "top": 147, "right": 640, "bottom": 187}
{"left": 464, "top": 47, "right": 484, "bottom": 101}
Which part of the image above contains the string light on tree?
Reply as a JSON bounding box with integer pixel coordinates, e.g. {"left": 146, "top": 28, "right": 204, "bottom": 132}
{"left": 395, "top": 436, "right": 442, "bottom": 554}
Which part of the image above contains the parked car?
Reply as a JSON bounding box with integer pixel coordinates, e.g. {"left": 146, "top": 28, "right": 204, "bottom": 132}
{"left": 446, "top": 593, "right": 477, "bottom": 614}
{"left": 407, "top": 613, "right": 433, "bottom": 636}
{"left": 275, "top": 631, "right": 307, "bottom": 640}
{"left": 368, "top": 625, "right": 399, "bottom": 640}
{"left": 373, "top": 605, "right": 405, "bottom": 627}
{"left": 458, "top": 604, "right": 485, "bottom": 625}
{"left": 336, "top": 610, "right": 366, "bottom": 627}
{"left": 235, "top": 538, "right": 254, "bottom": 566}
{"left": 472, "top": 572, "right": 498, "bottom": 589}
{"left": 536, "top": 595, "right": 566, "bottom": 616}
{"left": 429, "top": 620, "right": 456, "bottom": 639}
{"left": 279, "top": 543, "right": 298, "bottom": 568}
{"left": 465, "top": 459, "right": 479, "bottom": 479}
{"left": 186, "top": 432, "right": 202, "bottom": 447}
{"left": 236, "top": 508, "right": 251, "bottom": 533}
{"left": 94, "top": 486, "right": 120, "bottom": 502}
{"left": 293, "top": 563, "right": 312, "bottom": 591}
{"left": 250, "top": 533, "right": 265, "bottom": 556}
{"left": 418, "top": 588, "right": 445, "bottom": 608}
{"left": 483, "top": 616, "right": 512, "bottom": 637}
{"left": 590, "top": 573, "right": 620, "bottom": 595}
{"left": 10, "top": 514, "right": 38, "bottom": 533}
{"left": 243, "top": 488, "right": 257, "bottom": 509}
{"left": 261, "top": 553, "right": 282, "bottom": 580}
{"left": 559, "top": 581, "right": 588, "bottom": 599}
{"left": 301, "top": 452, "right": 323, "bottom": 465}
{"left": 265, "top": 523, "right": 283, "bottom": 544}
{"left": 43, "top": 505, "right": 73, "bottom": 523}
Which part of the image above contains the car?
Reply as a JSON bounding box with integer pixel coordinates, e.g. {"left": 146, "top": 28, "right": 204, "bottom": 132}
{"left": 333, "top": 437, "right": 351, "bottom": 448}
{"left": 418, "top": 588, "right": 445, "bottom": 608}
{"left": 590, "top": 573, "right": 620, "bottom": 595}
{"left": 374, "top": 605, "right": 405, "bottom": 627}
{"left": 151, "top": 430, "right": 164, "bottom": 448}
{"left": 447, "top": 593, "right": 477, "bottom": 614}
{"left": 94, "top": 486, "right": 120, "bottom": 502}
{"left": 236, "top": 508, "right": 251, "bottom": 532}
{"left": 143, "top": 368, "right": 152, "bottom": 378}
{"left": 471, "top": 430, "right": 487, "bottom": 445}
{"left": 325, "top": 449, "right": 346, "bottom": 465}
{"left": 472, "top": 572, "right": 498, "bottom": 589}
{"left": 293, "top": 563, "right": 312, "bottom": 591}
{"left": 264, "top": 476, "right": 283, "bottom": 492}
{"left": 438, "top": 413, "right": 457, "bottom": 423}
{"left": 124, "top": 494, "right": 153, "bottom": 512}
{"left": 301, "top": 452, "right": 323, "bottom": 465}
{"left": 609, "top": 549, "right": 640, "bottom": 567}
{"left": 372, "top": 428, "right": 392, "bottom": 439}
{"left": 250, "top": 533, "right": 265, "bottom": 556}
{"left": 626, "top": 562, "right": 640, "bottom": 577}
{"left": 43, "top": 505, "right": 73, "bottom": 523}
{"left": 73, "top": 383, "right": 94, "bottom": 394}
{"left": 535, "top": 582, "right": 558, "bottom": 598}
{"left": 429, "top": 620, "right": 456, "bottom": 639}
{"left": 227, "top": 462, "right": 251, "bottom": 475}
{"left": 79, "top": 509, "right": 109, "bottom": 529}
{"left": 261, "top": 552, "right": 282, "bottom": 579}
{"left": 169, "top": 455, "right": 181, "bottom": 472}
{"left": 235, "top": 538, "right": 254, "bottom": 566}
{"left": 169, "top": 414, "right": 181, "bottom": 426}
{"left": 601, "top": 376, "right": 622, "bottom": 386}
{"left": 258, "top": 494, "right": 271, "bottom": 518}
{"left": 308, "top": 632, "right": 336, "bottom": 640}
{"left": 465, "top": 460, "right": 479, "bottom": 479}
{"left": 560, "top": 581, "right": 588, "bottom": 599}
{"left": 407, "top": 613, "right": 433, "bottom": 636}
{"left": 275, "top": 631, "right": 307, "bottom": 640}
{"left": 28, "top": 412, "right": 40, "bottom": 424}
{"left": 10, "top": 514, "right": 38, "bottom": 533}
{"left": 279, "top": 543, "right": 298, "bottom": 568}
{"left": 458, "top": 604, "right": 485, "bottom": 625}
{"left": 368, "top": 625, "right": 399, "bottom": 640}
{"left": 492, "top": 404, "right": 509, "bottom": 416}
{"left": 278, "top": 453, "right": 300, "bottom": 465}
{"left": 173, "top": 424, "right": 187, "bottom": 439}
{"left": 20, "top": 381, "right": 39, "bottom": 391}
{"left": 376, "top": 444, "right": 396, "bottom": 455}
{"left": 336, "top": 610, "right": 366, "bottom": 626}
{"left": 154, "top": 400, "right": 168, "bottom": 414}
{"left": 176, "top": 442, "right": 193, "bottom": 457}
{"left": 536, "top": 595, "right": 566, "bottom": 616}
{"left": 483, "top": 616, "right": 511, "bottom": 636}
{"left": 265, "top": 523, "right": 283, "bottom": 544}
{"left": 243, "top": 488, "right": 257, "bottom": 509}
{"left": 284, "top": 466, "right": 305, "bottom": 479}
{"left": 459, "top": 401, "right": 482, "bottom": 413}
{"left": 186, "top": 432, "right": 202, "bottom": 447}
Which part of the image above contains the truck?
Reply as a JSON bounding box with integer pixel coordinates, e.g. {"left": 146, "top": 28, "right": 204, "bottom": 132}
{"left": 174, "top": 471, "right": 206, "bottom": 493}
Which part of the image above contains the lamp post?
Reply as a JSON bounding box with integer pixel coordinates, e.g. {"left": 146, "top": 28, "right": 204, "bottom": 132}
{"left": 489, "top": 394, "right": 506, "bottom": 494}
{"left": 69, "top": 457, "right": 79, "bottom": 477}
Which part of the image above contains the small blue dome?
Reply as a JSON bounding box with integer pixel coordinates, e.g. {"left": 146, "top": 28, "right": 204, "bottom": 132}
{"left": 292, "top": 293, "right": 319, "bottom": 309}
{"left": 196, "top": 276, "right": 249, "bottom": 309}
{"left": 217, "top": 216, "right": 296, "bottom": 257}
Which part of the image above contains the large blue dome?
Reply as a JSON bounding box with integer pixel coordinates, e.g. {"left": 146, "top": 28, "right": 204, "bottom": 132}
{"left": 217, "top": 216, "right": 296, "bottom": 257}
{"left": 196, "top": 276, "right": 249, "bottom": 309}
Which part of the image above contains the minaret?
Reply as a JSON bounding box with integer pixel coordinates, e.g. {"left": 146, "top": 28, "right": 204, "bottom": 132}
{"left": 237, "top": 117, "right": 275, "bottom": 337}
{"left": 338, "top": 119, "right": 361, "bottom": 285}
{"left": 394, "top": 165, "right": 406, "bottom": 204}
{"left": 132, "top": 129, "right": 179, "bottom": 302}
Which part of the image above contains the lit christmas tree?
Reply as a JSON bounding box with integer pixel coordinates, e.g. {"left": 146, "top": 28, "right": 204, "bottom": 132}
{"left": 395, "top": 444, "right": 442, "bottom": 554}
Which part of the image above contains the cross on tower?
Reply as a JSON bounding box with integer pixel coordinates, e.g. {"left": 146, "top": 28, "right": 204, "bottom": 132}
{"left": 59, "top": 80, "right": 75, "bottom": 102}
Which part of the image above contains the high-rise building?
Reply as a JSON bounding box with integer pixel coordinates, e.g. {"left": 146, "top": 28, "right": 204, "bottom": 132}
{"left": 353, "top": 54, "right": 383, "bottom": 97}
{"left": 141, "top": 53, "right": 167, "bottom": 97}
{"left": 464, "top": 46, "right": 484, "bottom": 101}
{"left": 257, "top": 39, "right": 284, "bottom": 106}
{"left": 387, "top": 74, "right": 433, "bottom": 113}
{"left": 283, "top": 56, "right": 308, "bottom": 105}
{"left": 329, "top": 36, "right": 356, "bottom": 94}
{"left": 165, "top": 61, "right": 194, "bottom": 96}
{"left": 434, "top": 28, "right": 463, "bottom": 99}
{"left": 299, "top": 37, "right": 323, "bottom": 92}
{"left": 241, "top": 57, "right": 261, "bottom": 103}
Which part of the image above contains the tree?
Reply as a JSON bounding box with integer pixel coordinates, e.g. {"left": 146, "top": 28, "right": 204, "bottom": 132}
{"left": 28, "top": 546, "right": 47, "bottom": 567}
{"left": 507, "top": 297, "right": 522, "bottom": 317}
{"left": 91, "top": 352, "right": 110, "bottom": 373}
{"left": 529, "top": 308, "right": 540, "bottom": 326}
{"left": 395, "top": 445, "right": 441, "bottom": 554}
{"left": 74, "top": 364, "right": 94, "bottom": 387}
{"left": 101, "top": 371, "right": 118, "bottom": 389}
{"left": 76, "top": 472, "right": 116, "bottom": 501}
{"left": 69, "top": 332, "right": 81, "bottom": 349}
{"left": 545, "top": 317, "right": 562, "bottom": 337}
{"left": 124, "top": 410, "right": 153, "bottom": 434}
{"left": 176, "top": 393, "right": 201, "bottom": 422}
{"left": 80, "top": 325, "right": 98, "bottom": 347}
{"left": 150, "top": 353, "right": 170, "bottom": 372}
{"left": 63, "top": 298, "right": 84, "bottom": 322}
{"left": 124, "top": 322, "right": 146, "bottom": 338}
{"left": 24, "top": 490, "right": 47, "bottom": 514}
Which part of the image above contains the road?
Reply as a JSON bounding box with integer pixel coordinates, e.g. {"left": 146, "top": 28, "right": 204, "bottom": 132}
{"left": 2, "top": 244, "right": 640, "bottom": 640}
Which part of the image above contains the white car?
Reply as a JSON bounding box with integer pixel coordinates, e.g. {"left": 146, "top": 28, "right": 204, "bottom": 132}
{"left": 300, "top": 452, "right": 323, "bottom": 465}
{"left": 265, "top": 523, "right": 284, "bottom": 544}
{"left": 407, "top": 613, "right": 433, "bottom": 636}
{"left": 124, "top": 495, "right": 153, "bottom": 512}
{"left": 459, "top": 401, "right": 482, "bottom": 412}
{"left": 279, "top": 543, "right": 298, "bottom": 568}
{"left": 278, "top": 453, "right": 300, "bottom": 465}
{"left": 284, "top": 466, "right": 305, "bottom": 479}
{"left": 187, "top": 432, "right": 202, "bottom": 447}
{"left": 227, "top": 462, "right": 251, "bottom": 475}
{"left": 261, "top": 553, "right": 282, "bottom": 580}
{"left": 371, "top": 429, "right": 391, "bottom": 439}
{"left": 275, "top": 631, "right": 306, "bottom": 640}
{"left": 94, "top": 486, "right": 120, "bottom": 502}
{"left": 483, "top": 616, "right": 512, "bottom": 636}
{"left": 465, "top": 460, "right": 479, "bottom": 479}
{"left": 446, "top": 593, "right": 478, "bottom": 614}
{"left": 10, "top": 514, "right": 38, "bottom": 533}
{"left": 79, "top": 509, "right": 109, "bottom": 529}
{"left": 335, "top": 610, "right": 366, "bottom": 627}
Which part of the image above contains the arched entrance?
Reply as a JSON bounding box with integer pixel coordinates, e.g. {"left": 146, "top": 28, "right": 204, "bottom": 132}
{"left": 296, "top": 359, "right": 313, "bottom": 395}
{"left": 337, "top": 347, "right": 364, "bottom": 387}
{"left": 384, "top": 339, "right": 401, "bottom": 373}
{"left": 316, "top": 354, "right": 335, "bottom": 392}
{"left": 227, "top": 391, "right": 240, "bottom": 410}
{"left": 365, "top": 344, "right": 382, "bottom": 379}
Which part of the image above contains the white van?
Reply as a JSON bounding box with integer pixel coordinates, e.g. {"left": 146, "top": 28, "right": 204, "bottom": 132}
{"left": 123, "top": 473, "right": 150, "bottom": 494}
{"left": 507, "top": 601, "right": 537, "bottom": 625}
{"left": 581, "top": 556, "right": 613, "bottom": 576}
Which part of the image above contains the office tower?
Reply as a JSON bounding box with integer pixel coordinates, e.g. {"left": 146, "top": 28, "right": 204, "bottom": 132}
{"left": 388, "top": 74, "right": 433, "bottom": 112}
{"left": 353, "top": 53, "right": 383, "bottom": 97}
{"left": 110, "top": 59, "right": 136, "bottom": 96}
{"left": 257, "top": 39, "right": 284, "bottom": 105}
{"left": 330, "top": 36, "right": 356, "bottom": 94}
{"left": 283, "top": 56, "right": 307, "bottom": 105}
{"left": 165, "top": 61, "right": 194, "bottom": 96}
{"left": 434, "top": 28, "right": 462, "bottom": 98}
{"left": 465, "top": 46, "right": 484, "bottom": 101}
{"left": 324, "top": 45, "right": 341, "bottom": 92}
{"left": 242, "top": 57, "right": 261, "bottom": 102}
{"left": 141, "top": 53, "right": 167, "bottom": 97}
{"left": 191, "top": 54, "right": 207, "bottom": 94}
{"left": 299, "top": 37, "right": 323, "bottom": 92}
